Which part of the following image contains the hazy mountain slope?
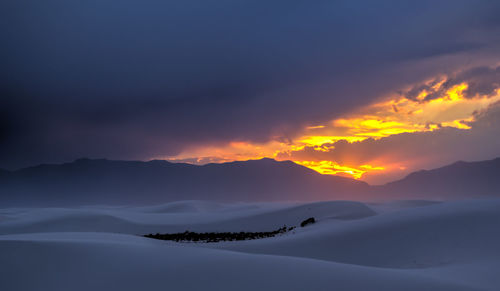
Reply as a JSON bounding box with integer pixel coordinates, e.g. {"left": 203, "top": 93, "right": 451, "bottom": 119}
{"left": 3, "top": 156, "right": 500, "bottom": 206}
{"left": 0, "top": 158, "right": 368, "bottom": 206}
{"left": 375, "top": 157, "right": 500, "bottom": 199}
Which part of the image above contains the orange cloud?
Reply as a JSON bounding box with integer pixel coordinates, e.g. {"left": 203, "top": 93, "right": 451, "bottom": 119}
{"left": 326, "top": 82, "right": 495, "bottom": 140}
{"left": 294, "top": 160, "right": 385, "bottom": 179}
{"left": 157, "top": 70, "right": 500, "bottom": 181}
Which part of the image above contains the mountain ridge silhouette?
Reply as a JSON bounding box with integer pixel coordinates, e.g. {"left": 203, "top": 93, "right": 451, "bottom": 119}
{"left": 1, "top": 157, "right": 500, "bottom": 206}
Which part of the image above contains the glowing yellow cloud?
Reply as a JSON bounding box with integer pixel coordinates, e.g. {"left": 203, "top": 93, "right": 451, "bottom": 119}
{"left": 319, "top": 83, "right": 500, "bottom": 142}
{"left": 158, "top": 78, "right": 500, "bottom": 181}
{"left": 306, "top": 125, "right": 326, "bottom": 129}
{"left": 294, "top": 161, "right": 385, "bottom": 179}
{"left": 298, "top": 135, "right": 366, "bottom": 146}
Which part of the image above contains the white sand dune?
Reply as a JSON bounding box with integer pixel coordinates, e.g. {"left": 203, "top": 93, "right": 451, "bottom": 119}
{"left": 0, "top": 232, "right": 485, "bottom": 291}
{"left": 212, "top": 200, "right": 500, "bottom": 267}
{"left": 1, "top": 199, "right": 499, "bottom": 290}
{"left": 0, "top": 200, "right": 374, "bottom": 234}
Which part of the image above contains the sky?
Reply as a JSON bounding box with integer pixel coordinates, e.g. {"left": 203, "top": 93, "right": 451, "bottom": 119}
{"left": 1, "top": 0, "right": 500, "bottom": 184}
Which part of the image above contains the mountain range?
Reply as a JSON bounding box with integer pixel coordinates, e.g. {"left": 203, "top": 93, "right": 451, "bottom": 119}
{"left": 373, "top": 157, "right": 500, "bottom": 200}
{"left": 0, "top": 158, "right": 368, "bottom": 206}
{"left": 1, "top": 157, "right": 499, "bottom": 206}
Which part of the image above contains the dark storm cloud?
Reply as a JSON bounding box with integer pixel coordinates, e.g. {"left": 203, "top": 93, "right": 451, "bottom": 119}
{"left": 1, "top": 0, "right": 500, "bottom": 169}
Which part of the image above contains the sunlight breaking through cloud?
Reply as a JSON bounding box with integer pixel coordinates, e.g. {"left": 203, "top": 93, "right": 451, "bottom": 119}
{"left": 162, "top": 69, "right": 500, "bottom": 182}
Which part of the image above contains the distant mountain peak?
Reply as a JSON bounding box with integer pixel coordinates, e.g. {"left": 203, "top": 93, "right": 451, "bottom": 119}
{"left": 147, "top": 159, "right": 172, "bottom": 164}
{"left": 378, "top": 156, "right": 500, "bottom": 199}
{"left": 0, "top": 157, "right": 369, "bottom": 206}
{"left": 73, "top": 157, "right": 110, "bottom": 164}
{"left": 3, "top": 156, "right": 500, "bottom": 206}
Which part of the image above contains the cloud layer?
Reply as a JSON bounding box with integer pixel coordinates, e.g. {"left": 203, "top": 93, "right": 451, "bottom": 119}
{"left": 278, "top": 99, "right": 500, "bottom": 184}
{"left": 2, "top": 1, "right": 500, "bottom": 174}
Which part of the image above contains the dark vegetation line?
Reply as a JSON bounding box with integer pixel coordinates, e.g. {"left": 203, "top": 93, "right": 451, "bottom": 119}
{"left": 144, "top": 217, "right": 316, "bottom": 243}
{"left": 144, "top": 226, "right": 296, "bottom": 243}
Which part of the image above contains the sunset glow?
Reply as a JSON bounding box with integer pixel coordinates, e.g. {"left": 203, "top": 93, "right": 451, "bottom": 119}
{"left": 162, "top": 78, "right": 500, "bottom": 181}
{"left": 295, "top": 161, "right": 385, "bottom": 179}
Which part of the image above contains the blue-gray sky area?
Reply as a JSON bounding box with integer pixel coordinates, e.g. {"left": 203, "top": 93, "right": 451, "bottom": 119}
{"left": 2, "top": 0, "right": 500, "bottom": 183}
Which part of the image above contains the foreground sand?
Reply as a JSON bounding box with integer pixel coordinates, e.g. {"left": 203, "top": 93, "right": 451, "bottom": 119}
{"left": 1, "top": 199, "right": 499, "bottom": 290}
